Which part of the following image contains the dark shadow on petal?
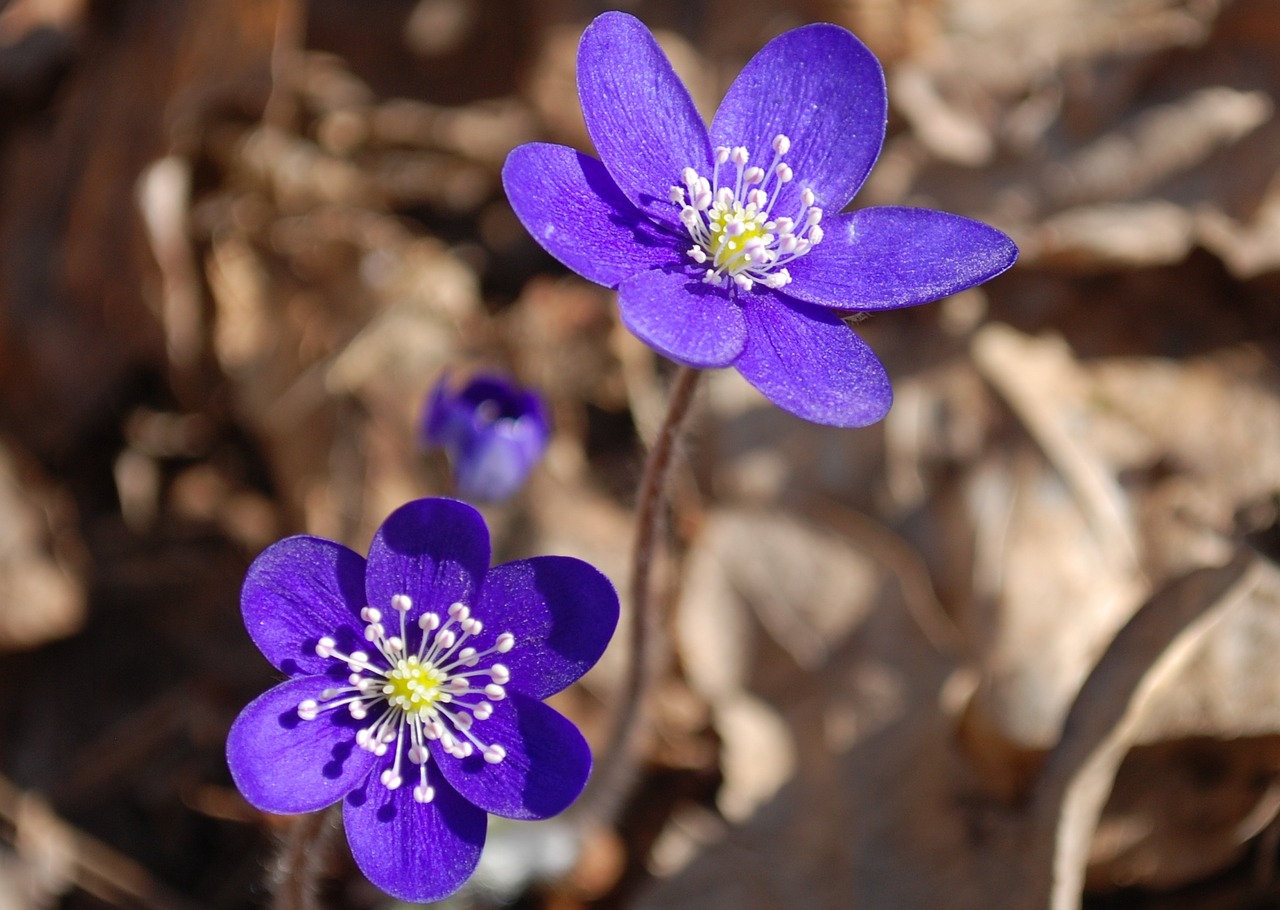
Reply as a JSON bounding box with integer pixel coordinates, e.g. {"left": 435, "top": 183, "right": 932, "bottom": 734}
{"left": 345, "top": 779, "right": 369, "bottom": 808}
{"left": 578, "top": 150, "right": 679, "bottom": 254}
{"left": 321, "top": 739, "right": 356, "bottom": 781}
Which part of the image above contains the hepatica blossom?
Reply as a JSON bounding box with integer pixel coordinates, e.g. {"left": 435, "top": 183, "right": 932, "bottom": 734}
{"left": 226, "top": 498, "right": 618, "bottom": 902}
{"left": 502, "top": 12, "right": 1017, "bottom": 427}
{"left": 423, "top": 372, "right": 551, "bottom": 503}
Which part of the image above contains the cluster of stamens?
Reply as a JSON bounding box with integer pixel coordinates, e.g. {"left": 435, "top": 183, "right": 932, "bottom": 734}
{"left": 670, "top": 134, "right": 824, "bottom": 292}
{"left": 297, "top": 593, "right": 514, "bottom": 804}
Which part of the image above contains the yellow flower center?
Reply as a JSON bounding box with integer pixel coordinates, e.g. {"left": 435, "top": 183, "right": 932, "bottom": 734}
{"left": 383, "top": 655, "right": 446, "bottom": 713}
{"left": 708, "top": 202, "right": 769, "bottom": 273}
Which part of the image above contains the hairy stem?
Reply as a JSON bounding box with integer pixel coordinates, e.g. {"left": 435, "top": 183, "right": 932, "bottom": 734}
{"left": 271, "top": 805, "right": 341, "bottom": 910}
{"left": 576, "top": 365, "right": 702, "bottom": 828}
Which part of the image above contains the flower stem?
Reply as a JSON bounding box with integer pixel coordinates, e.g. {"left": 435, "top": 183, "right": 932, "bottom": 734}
{"left": 577, "top": 365, "right": 702, "bottom": 828}
{"left": 271, "top": 805, "right": 340, "bottom": 910}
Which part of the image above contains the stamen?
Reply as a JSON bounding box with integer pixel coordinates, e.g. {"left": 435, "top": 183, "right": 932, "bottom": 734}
{"left": 305, "top": 602, "right": 519, "bottom": 796}
{"left": 674, "top": 134, "right": 822, "bottom": 290}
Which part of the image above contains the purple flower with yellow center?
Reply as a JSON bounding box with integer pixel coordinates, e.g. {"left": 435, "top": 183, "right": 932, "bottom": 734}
{"left": 422, "top": 372, "right": 551, "bottom": 503}
{"left": 502, "top": 12, "right": 1017, "bottom": 427}
{"left": 225, "top": 498, "right": 618, "bottom": 902}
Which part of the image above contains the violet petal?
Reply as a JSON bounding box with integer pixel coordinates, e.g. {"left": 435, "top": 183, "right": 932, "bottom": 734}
{"left": 226, "top": 676, "right": 378, "bottom": 815}
{"left": 785, "top": 207, "right": 1018, "bottom": 310}
{"left": 365, "top": 498, "right": 490, "bottom": 626}
{"left": 734, "top": 292, "right": 892, "bottom": 427}
{"left": 617, "top": 268, "right": 748, "bottom": 368}
{"left": 474, "top": 555, "right": 619, "bottom": 699}
{"left": 241, "top": 536, "right": 367, "bottom": 676}
{"left": 711, "top": 24, "right": 886, "bottom": 219}
{"left": 343, "top": 773, "right": 487, "bottom": 903}
{"left": 577, "top": 11, "right": 711, "bottom": 229}
{"left": 431, "top": 693, "right": 592, "bottom": 821}
{"left": 503, "top": 143, "right": 682, "bottom": 288}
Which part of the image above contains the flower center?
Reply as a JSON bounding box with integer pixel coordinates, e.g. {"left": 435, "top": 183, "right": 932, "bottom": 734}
{"left": 670, "top": 134, "right": 824, "bottom": 292}
{"left": 297, "top": 595, "right": 515, "bottom": 804}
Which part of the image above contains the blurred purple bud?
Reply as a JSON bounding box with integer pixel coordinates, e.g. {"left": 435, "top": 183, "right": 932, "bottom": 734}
{"left": 422, "top": 372, "right": 551, "bottom": 502}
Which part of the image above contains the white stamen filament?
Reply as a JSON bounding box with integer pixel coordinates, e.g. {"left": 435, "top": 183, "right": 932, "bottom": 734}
{"left": 296, "top": 592, "right": 513, "bottom": 796}
{"left": 672, "top": 133, "right": 823, "bottom": 290}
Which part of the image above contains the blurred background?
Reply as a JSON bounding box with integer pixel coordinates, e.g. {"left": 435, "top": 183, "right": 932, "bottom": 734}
{"left": 1, "top": 0, "right": 1280, "bottom": 907}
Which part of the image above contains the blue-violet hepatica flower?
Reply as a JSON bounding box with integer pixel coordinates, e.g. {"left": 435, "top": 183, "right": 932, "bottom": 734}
{"left": 226, "top": 498, "right": 619, "bottom": 902}
{"left": 423, "top": 372, "right": 551, "bottom": 503}
{"left": 502, "top": 12, "right": 1018, "bottom": 427}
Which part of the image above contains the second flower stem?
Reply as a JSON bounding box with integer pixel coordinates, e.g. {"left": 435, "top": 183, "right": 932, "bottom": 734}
{"left": 579, "top": 364, "right": 702, "bottom": 828}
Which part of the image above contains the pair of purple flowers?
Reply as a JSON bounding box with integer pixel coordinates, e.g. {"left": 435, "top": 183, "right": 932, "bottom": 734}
{"left": 227, "top": 11, "right": 1017, "bottom": 904}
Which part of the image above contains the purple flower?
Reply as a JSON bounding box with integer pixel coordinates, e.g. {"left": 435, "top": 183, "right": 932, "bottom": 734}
{"left": 226, "top": 498, "right": 618, "bottom": 902}
{"left": 502, "top": 12, "right": 1017, "bottom": 427}
{"left": 423, "top": 372, "right": 551, "bottom": 503}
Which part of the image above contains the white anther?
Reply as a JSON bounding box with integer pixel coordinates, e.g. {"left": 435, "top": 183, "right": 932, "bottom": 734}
{"left": 747, "top": 189, "right": 768, "bottom": 209}
{"left": 774, "top": 216, "right": 795, "bottom": 235}
{"left": 361, "top": 607, "right": 382, "bottom": 623}
{"left": 315, "top": 636, "right": 336, "bottom": 657}
{"left": 454, "top": 712, "right": 473, "bottom": 731}
{"left": 725, "top": 220, "right": 746, "bottom": 237}
{"left": 495, "top": 632, "right": 515, "bottom": 653}
{"left": 485, "top": 683, "right": 507, "bottom": 700}
{"left": 808, "top": 224, "right": 824, "bottom": 244}
{"left": 391, "top": 594, "right": 413, "bottom": 613}
{"left": 413, "top": 785, "right": 435, "bottom": 804}
{"left": 320, "top": 688, "right": 339, "bottom": 700}
{"left": 744, "top": 166, "right": 764, "bottom": 185}
{"left": 364, "top": 623, "right": 383, "bottom": 642}
{"left": 681, "top": 166, "right": 698, "bottom": 186}
{"left": 693, "top": 190, "right": 713, "bottom": 210}
{"left": 386, "top": 636, "right": 404, "bottom": 653}
{"left": 448, "top": 602, "right": 470, "bottom": 621}
{"left": 714, "top": 146, "right": 730, "bottom": 164}
{"left": 733, "top": 274, "right": 754, "bottom": 292}
{"left": 680, "top": 206, "right": 698, "bottom": 225}
{"left": 765, "top": 269, "right": 792, "bottom": 288}
{"left": 778, "top": 234, "right": 798, "bottom": 254}
{"left": 668, "top": 185, "right": 685, "bottom": 204}
{"left": 425, "top": 720, "right": 444, "bottom": 740}
{"left": 730, "top": 147, "right": 749, "bottom": 165}
{"left": 688, "top": 246, "right": 707, "bottom": 264}
{"left": 490, "top": 664, "right": 511, "bottom": 685}
{"left": 716, "top": 186, "right": 733, "bottom": 207}
{"left": 419, "top": 612, "right": 440, "bottom": 631}
{"left": 297, "top": 700, "right": 318, "bottom": 720}
{"left": 458, "top": 647, "right": 479, "bottom": 666}
{"left": 806, "top": 207, "right": 823, "bottom": 226}
{"left": 473, "top": 702, "right": 493, "bottom": 720}
{"left": 408, "top": 745, "right": 429, "bottom": 764}
{"left": 461, "top": 617, "right": 482, "bottom": 636}
{"left": 436, "top": 629, "right": 456, "bottom": 649}
{"left": 703, "top": 270, "right": 721, "bottom": 285}
{"left": 801, "top": 188, "right": 816, "bottom": 207}
{"left": 484, "top": 744, "right": 507, "bottom": 765}
{"left": 772, "top": 134, "right": 791, "bottom": 155}
{"left": 775, "top": 163, "right": 793, "bottom": 183}
{"left": 380, "top": 769, "right": 403, "bottom": 789}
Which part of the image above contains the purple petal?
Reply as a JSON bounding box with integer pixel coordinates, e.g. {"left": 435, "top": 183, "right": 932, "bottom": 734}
{"left": 475, "top": 555, "right": 619, "bottom": 699}
{"left": 734, "top": 292, "right": 892, "bottom": 427}
{"left": 577, "top": 11, "right": 711, "bottom": 228}
{"left": 617, "top": 268, "right": 747, "bottom": 368}
{"left": 785, "top": 207, "right": 1018, "bottom": 310}
{"left": 241, "top": 536, "right": 367, "bottom": 676}
{"left": 365, "top": 498, "right": 490, "bottom": 625}
{"left": 711, "top": 24, "right": 886, "bottom": 218}
{"left": 226, "top": 676, "right": 378, "bottom": 815}
{"left": 503, "top": 143, "right": 682, "bottom": 288}
{"left": 431, "top": 693, "right": 592, "bottom": 821}
{"left": 343, "top": 772, "right": 487, "bottom": 903}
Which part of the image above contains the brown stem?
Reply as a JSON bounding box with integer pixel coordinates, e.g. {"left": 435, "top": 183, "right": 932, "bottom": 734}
{"left": 271, "top": 805, "right": 341, "bottom": 910}
{"left": 575, "top": 365, "right": 702, "bottom": 828}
